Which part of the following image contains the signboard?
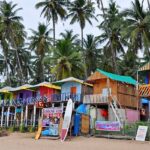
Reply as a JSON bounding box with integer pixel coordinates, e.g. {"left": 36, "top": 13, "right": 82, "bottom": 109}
{"left": 81, "top": 114, "right": 90, "bottom": 134}
{"left": 136, "top": 126, "right": 148, "bottom": 141}
{"left": 42, "top": 107, "right": 63, "bottom": 136}
{"left": 95, "top": 121, "right": 120, "bottom": 131}
{"left": 36, "top": 101, "right": 44, "bottom": 108}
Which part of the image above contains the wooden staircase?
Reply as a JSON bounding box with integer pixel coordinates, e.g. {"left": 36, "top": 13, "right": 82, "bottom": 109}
{"left": 139, "top": 84, "right": 150, "bottom": 97}
{"left": 109, "top": 95, "right": 125, "bottom": 128}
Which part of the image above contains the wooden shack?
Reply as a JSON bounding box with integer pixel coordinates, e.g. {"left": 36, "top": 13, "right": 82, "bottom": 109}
{"left": 54, "top": 77, "right": 93, "bottom": 102}
{"left": 86, "top": 69, "right": 138, "bottom": 108}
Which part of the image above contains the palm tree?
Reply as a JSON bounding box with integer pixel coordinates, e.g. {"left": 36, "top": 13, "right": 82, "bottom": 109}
{"left": 97, "top": 0, "right": 126, "bottom": 73}
{"left": 118, "top": 50, "right": 139, "bottom": 78}
{"left": 45, "top": 39, "right": 84, "bottom": 80}
{"left": 60, "top": 29, "right": 79, "bottom": 44}
{"left": 67, "top": 0, "right": 97, "bottom": 48}
{"left": 35, "top": 0, "right": 66, "bottom": 46}
{"left": 0, "top": 1, "right": 25, "bottom": 85}
{"left": 121, "top": 0, "right": 150, "bottom": 57}
{"left": 83, "top": 34, "right": 99, "bottom": 75}
{"left": 29, "top": 23, "right": 52, "bottom": 82}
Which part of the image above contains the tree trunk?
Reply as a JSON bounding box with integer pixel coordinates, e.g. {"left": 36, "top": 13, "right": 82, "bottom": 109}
{"left": 0, "top": 39, "right": 11, "bottom": 86}
{"left": 52, "top": 13, "right": 56, "bottom": 46}
{"left": 99, "top": 0, "right": 118, "bottom": 73}
{"left": 15, "top": 47, "right": 24, "bottom": 85}
{"left": 81, "top": 27, "right": 84, "bottom": 49}
{"left": 81, "top": 27, "right": 88, "bottom": 78}
{"left": 147, "top": 0, "right": 150, "bottom": 11}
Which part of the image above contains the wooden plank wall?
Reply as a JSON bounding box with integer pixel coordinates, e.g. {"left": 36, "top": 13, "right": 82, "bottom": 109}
{"left": 92, "top": 79, "right": 117, "bottom": 95}
{"left": 117, "top": 82, "right": 138, "bottom": 108}
{"left": 87, "top": 71, "right": 106, "bottom": 81}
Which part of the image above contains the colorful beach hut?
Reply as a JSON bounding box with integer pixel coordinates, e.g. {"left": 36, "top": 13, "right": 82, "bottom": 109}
{"left": 83, "top": 69, "right": 139, "bottom": 124}
{"left": 54, "top": 77, "right": 93, "bottom": 102}
{"left": 0, "top": 86, "right": 14, "bottom": 127}
{"left": 138, "top": 61, "right": 150, "bottom": 121}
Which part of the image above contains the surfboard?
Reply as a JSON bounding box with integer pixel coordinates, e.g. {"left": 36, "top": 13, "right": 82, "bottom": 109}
{"left": 61, "top": 99, "right": 73, "bottom": 142}
{"left": 35, "top": 117, "right": 42, "bottom": 140}
{"left": 35, "top": 126, "right": 42, "bottom": 140}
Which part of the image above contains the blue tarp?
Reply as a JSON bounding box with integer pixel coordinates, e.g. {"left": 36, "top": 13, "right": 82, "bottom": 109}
{"left": 141, "top": 98, "right": 149, "bottom": 104}
{"left": 73, "top": 114, "right": 80, "bottom": 136}
{"left": 76, "top": 104, "right": 87, "bottom": 114}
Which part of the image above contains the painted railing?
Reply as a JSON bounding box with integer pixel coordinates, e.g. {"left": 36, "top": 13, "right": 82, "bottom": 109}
{"left": 83, "top": 94, "right": 109, "bottom": 104}
{"left": 139, "top": 84, "right": 150, "bottom": 97}
{"left": 0, "top": 93, "right": 82, "bottom": 107}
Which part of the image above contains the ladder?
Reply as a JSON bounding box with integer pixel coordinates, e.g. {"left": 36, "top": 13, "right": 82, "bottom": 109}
{"left": 109, "top": 95, "right": 125, "bottom": 128}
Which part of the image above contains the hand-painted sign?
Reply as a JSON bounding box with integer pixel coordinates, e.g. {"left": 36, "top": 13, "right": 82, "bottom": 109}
{"left": 95, "top": 121, "right": 120, "bottom": 131}
{"left": 136, "top": 126, "right": 148, "bottom": 141}
{"left": 42, "top": 107, "right": 63, "bottom": 136}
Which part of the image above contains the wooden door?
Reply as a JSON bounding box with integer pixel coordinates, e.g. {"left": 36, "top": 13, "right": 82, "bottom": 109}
{"left": 70, "top": 87, "right": 77, "bottom": 94}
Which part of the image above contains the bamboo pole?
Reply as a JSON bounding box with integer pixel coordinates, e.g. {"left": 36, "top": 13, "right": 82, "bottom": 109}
{"left": 6, "top": 106, "right": 10, "bottom": 127}
{"left": 21, "top": 106, "right": 24, "bottom": 126}
{"left": 14, "top": 106, "right": 17, "bottom": 126}
{"left": 25, "top": 105, "right": 28, "bottom": 127}
{"left": 1, "top": 106, "right": 4, "bottom": 127}
{"left": 33, "top": 104, "right": 36, "bottom": 127}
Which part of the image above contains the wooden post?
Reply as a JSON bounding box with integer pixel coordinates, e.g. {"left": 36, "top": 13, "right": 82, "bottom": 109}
{"left": 61, "top": 103, "right": 64, "bottom": 111}
{"left": 33, "top": 104, "right": 36, "bottom": 127}
{"left": 52, "top": 103, "right": 55, "bottom": 108}
{"left": 106, "top": 78, "right": 111, "bottom": 97}
{"left": 14, "top": 107, "right": 17, "bottom": 126}
{"left": 21, "top": 106, "right": 24, "bottom": 126}
{"left": 25, "top": 105, "right": 28, "bottom": 127}
{"left": 6, "top": 106, "right": 10, "bottom": 127}
{"left": 1, "top": 106, "right": 4, "bottom": 127}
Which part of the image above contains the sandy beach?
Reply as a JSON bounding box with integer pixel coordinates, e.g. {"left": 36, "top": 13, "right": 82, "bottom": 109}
{"left": 0, "top": 133, "right": 149, "bottom": 150}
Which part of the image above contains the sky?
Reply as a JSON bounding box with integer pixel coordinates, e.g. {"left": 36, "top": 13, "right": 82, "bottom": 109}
{"left": 6, "top": 0, "right": 148, "bottom": 38}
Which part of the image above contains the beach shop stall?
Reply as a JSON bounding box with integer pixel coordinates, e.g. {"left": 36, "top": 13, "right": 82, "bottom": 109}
{"left": 0, "top": 86, "right": 14, "bottom": 127}
{"left": 138, "top": 62, "right": 150, "bottom": 121}
{"left": 83, "top": 69, "right": 139, "bottom": 130}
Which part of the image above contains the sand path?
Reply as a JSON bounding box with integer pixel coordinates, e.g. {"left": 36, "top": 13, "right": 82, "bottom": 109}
{"left": 0, "top": 133, "right": 149, "bottom": 150}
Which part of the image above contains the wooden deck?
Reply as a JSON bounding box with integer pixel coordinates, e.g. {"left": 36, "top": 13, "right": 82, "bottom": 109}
{"left": 83, "top": 94, "right": 109, "bottom": 104}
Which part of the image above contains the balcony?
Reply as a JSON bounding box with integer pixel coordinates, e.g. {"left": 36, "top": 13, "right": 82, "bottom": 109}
{"left": 139, "top": 84, "right": 150, "bottom": 97}
{"left": 83, "top": 94, "right": 109, "bottom": 104}
{"left": 0, "top": 93, "right": 82, "bottom": 107}
{"left": 51, "top": 93, "right": 82, "bottom": 102}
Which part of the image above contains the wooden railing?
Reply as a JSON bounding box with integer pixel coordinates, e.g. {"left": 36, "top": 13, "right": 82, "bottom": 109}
{"left": 83, "top": 94, "right": 109, "bottom": 104}
{"left": 139, "top": 84, "right": 150, "bottom": 97}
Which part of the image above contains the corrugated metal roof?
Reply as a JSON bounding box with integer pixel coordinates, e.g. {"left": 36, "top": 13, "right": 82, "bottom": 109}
{"left": 53, "top": 77, "right": 93, "bottom": 86}
{"left": 97, "top": 69, "right": 137, "bottom": 85}
{"left": 0, "top": 86, "right": 14, "bottom": 93}
{"left": 138, "top": 62, "right": 150, "bottom": 72}
{"left": 31, "top": 82, "right": 61, "bottom": 90}
{"left": 10, "top": 84, "right": 33, "bottom": 92}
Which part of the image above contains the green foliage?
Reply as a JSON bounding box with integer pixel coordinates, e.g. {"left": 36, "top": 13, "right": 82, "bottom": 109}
{"left": 28, "top": 126, "right": 35, "bottom": 133}
{"left": 19, "top": 124, "right": 26, "bottom": 133}
{"left": 0, "top": 0, "right": 150, "bottom": 85}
